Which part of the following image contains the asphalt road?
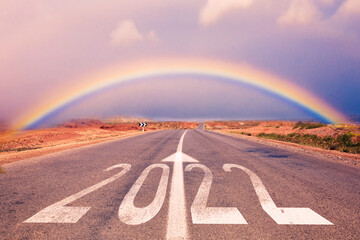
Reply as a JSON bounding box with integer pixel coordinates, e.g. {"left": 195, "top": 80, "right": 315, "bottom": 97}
{"left": 1, "top": 128, "right": 360, "bottom": 239}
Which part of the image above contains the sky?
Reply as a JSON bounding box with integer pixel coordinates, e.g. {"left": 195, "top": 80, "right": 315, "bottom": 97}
{"left": 0, "top": 0, "right": 359, "bottom": 127}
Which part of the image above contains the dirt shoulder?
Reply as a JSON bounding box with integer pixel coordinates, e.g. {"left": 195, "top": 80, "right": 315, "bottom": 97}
{"left": 0, "top": 128, "right": 152, "bottom": 165}
{"left": 0, "top": 120, "right": 199, "bottom": 166}
{"left": 205, "top": 121, "right": 360, "bottom": 167}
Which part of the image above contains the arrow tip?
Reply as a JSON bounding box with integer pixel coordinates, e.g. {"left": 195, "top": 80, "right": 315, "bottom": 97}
{"left": 161, "top": 152, "right": 199, "bottom": 163}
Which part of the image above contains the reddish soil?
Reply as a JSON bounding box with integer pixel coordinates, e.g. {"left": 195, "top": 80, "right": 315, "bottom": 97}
{"left": 0, "top": 128, "right": 141, "bottom": 164}
{"left": 205, "top": 120, "right": 360, "bottom": 163}
{"left": 205, "top": 120, "right": 359, "bottom": 138}
{"left": 100, "top": 123, "right": 140, "bottom": 131}
{"left": 58, "top": 119, "right": 104, "bottom": 128}
{"left": 0, "top": 120, "right": 199, "bottom": 165}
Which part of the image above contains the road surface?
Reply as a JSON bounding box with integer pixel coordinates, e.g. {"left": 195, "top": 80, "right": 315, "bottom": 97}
{"left": 1, "top": 127, "right": 359, "bottom": 239}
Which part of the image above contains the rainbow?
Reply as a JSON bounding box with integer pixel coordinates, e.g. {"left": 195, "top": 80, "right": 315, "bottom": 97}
{"left": 12, "top": 58, "right": 348, "bottom": 130}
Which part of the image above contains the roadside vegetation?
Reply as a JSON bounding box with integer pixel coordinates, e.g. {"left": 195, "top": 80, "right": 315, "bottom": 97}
{"left": 205, "top": 120, "right": 360, "bottom": 155}
{"left": 293, "top": 121, "right": 326, "bottom": 130}
{"left": 206, "top": 121, "right": 260, "bottom": 130}
{"left": 0, "top": 147, "right": 40, "bottom": 153}
{"left": 258, "top": 132, "right": 360, "bottom": 154}
{"left": 230, "top": 131, "right": 252, "bottom": 136}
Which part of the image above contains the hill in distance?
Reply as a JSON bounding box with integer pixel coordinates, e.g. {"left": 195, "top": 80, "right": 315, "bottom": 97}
{"left": 103, "top": 116, "right": 154, "bottom": 125}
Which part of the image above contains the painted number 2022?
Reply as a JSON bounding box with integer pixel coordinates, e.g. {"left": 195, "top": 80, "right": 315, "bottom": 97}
{"left": 25, "top": 163, "right": 332, "bottom": 225}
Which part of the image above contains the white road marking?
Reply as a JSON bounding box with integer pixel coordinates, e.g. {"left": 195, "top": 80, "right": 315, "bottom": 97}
{"left": 161, "top": 151, "right": 199, "bottom": 164}
{"left": 24, "top": 164, "right": 131, "bottom": 223}
{"left": 223, "top": 164, "right": 333, "bottom": 225}
{"left": 118, "top": 164, "right": 170, "bottom": 225}
{"left": 177, "top": 130, "right": 186, "bottom": 152}
{"left": 185, "top": 164, "right": 247, "bottom": 224}
{"left": 162, "top": 130, "right": 197, "bottom": 240}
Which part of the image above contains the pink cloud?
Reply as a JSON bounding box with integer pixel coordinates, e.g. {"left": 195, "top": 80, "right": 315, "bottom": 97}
{"left": 110, "top": 20, "right": 159, "bottom": 46}
{"left": 334, "top": 0, "right": 360, "bottom": 17}
{"left": 278, "top": 0, "right": 320, "bottom": 25}
{"left": 110, "top": 20, "right": 144, "bottom": 46}
{"left": 199, "top": 0, "right": 253, "bottom": 26}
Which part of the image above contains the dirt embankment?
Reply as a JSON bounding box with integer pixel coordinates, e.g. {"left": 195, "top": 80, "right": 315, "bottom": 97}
{"left": 205, "top": 121, "right": 360, "bottom": 163}
{"left": 206, "top": 121, "right": 357, "bottom": 136}
{"left": 0, "top": 120, "right": 199, "bottom": 165}
{"left": 205, "top": 121, "right": 360, "bottom": 139}
{"left": 0, "top": 127, "right": 141, "bottom": 165}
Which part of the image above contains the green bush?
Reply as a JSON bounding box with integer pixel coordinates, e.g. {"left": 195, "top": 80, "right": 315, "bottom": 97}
{"left": 230, "top": 131, "right": 251, "bottom": 136}
{"left": 0, "top": 147, "right": 40, "bottom": 153}
{"left": 257, "top": 132, "right": 360, "bottom": 154}
{"left": 293, "top": 122, "right": 326, "bottom": 130}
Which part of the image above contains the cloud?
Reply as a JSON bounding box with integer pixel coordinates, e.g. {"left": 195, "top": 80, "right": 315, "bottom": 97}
{"left": 278, "top": 0, "right": 320, "bottom": 25}
{"left": 199, "top": 0, "right": 253, "bottom": 26}
{"left": 146, "top": 30, "right": 160, "bottom": 43}
{"left": 110, "top": 20, "right": 158, "bottom": 46}
{"left": 334, "top": 0, "right": 360, "bottom": 17}
{"left": 110, "top": 20, "right": 143, "bottom": 46}
{"left": 317, "top": 0, "right": 334, "bottom": 6}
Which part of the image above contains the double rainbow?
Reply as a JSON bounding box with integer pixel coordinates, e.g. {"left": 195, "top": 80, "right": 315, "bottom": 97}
{"left": 12, "top": 58, "right": 348, "bottom": 130}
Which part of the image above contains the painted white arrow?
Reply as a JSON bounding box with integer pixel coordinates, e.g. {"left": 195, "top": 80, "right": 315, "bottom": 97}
{"left": 162, "top": 130, "right": 198, "bottom": 240}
